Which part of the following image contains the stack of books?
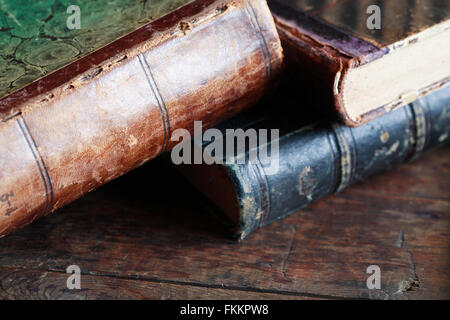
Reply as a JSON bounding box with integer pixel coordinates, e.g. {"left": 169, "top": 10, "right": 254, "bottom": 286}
{"left": 0, "top": 0, "right": 449, "bottom": 239}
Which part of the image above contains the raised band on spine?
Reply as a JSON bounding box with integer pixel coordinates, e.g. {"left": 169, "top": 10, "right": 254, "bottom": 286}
{"left": 138, "top": 54, "right": 171, "bottom": 153}
{"left": 244, "top": 1, "right": 272, "bottom": 80}
{"left": 16, "top": 115, "right": 53, "bottom": 215}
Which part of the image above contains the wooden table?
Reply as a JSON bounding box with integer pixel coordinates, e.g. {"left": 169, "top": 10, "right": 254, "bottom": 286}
{"left": 0, "top": 145, "right": 448, "bottom": 300}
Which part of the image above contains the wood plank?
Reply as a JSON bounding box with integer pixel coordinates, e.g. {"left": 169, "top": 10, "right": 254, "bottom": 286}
{"left": 0, "top": 266, "right": 319, "bottom": 300}
{"left": 0, "top": 146, "right": 448, "bottom": 299}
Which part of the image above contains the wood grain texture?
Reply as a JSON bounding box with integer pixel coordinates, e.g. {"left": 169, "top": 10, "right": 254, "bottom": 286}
{"left": 0, "top": 146, "right": 448, "bottom": 300}
{"left": 0, "top": 266, "right": 313, "bottom": 300}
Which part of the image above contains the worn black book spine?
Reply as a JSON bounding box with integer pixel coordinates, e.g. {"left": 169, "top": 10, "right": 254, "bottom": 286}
{"left": 179, "top": 87, "right": 450, "bottom": 239}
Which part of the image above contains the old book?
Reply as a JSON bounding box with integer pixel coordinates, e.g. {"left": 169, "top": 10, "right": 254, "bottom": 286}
{"left": 268, "top": 0, "right": 450, "bottom": 126}
{"left": 178, "top": 86, "right": 450, "bottom": 239}
{"left": 0, "top": 0, "right": 283, "bottom": 237}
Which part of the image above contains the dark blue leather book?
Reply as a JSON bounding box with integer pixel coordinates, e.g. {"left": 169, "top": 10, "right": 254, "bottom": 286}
{"left": 177, "top": 86, "right": 450, "bottom": 239}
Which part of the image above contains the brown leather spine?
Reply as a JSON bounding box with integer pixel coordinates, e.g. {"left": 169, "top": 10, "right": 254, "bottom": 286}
{"left": 0, "top": 0, "right": 283, "bottom": 237}
{"left": 272, "top": 16, "right": 359, "bottom": 127}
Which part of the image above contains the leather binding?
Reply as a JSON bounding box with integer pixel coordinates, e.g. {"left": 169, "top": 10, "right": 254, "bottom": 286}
{"left": 180, "top": 86, "right": 450, "bottom": 239}
{"left": 268, "top": 0, "right": 450, "bottom": 127}
{"left": 0, "top": 0, "right": 283, "bottom": 237}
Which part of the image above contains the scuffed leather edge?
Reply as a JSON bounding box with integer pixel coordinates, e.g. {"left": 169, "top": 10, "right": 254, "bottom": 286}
{"left": 224, "top": 163, "right": 265, "bottom": 241}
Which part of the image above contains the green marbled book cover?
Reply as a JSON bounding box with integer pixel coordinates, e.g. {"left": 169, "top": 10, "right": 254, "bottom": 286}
{"left": 0, "top": 0, "right": 192, "bottom": 98}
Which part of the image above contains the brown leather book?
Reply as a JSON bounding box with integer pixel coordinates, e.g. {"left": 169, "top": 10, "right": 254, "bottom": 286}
{"left": 269, "top": 0, "right": 450, "bottom": 126}
{"left": 0, "top": 0, "right": 283, "bottom": 237}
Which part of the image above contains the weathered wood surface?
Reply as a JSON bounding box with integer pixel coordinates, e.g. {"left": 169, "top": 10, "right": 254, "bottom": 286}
{"left": 0, "top": 145, "right": 448, "bottom": 300}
